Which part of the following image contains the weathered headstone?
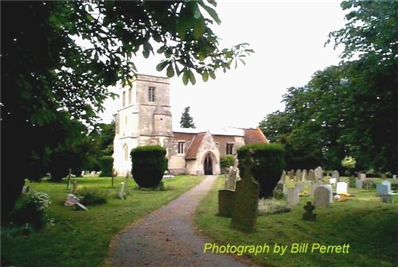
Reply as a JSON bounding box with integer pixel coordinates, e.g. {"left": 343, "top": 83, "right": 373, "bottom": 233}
{"left": 226, "top": 166, "right": 237, "bottom": 190}
{"left": 72, "top": 181, "right": 78, "bottom": 194}
{"left": 64, "top": 194, "right": 88, "bottom": 211}
{"left": 336, "top": 182, "right": 348, "bottom": 194}
{"left": 332, "top": 170, "right": 340, "bottom": 181}
{"left": 358, "top": 173, "right": 366, "bottom": 181}
{"left": 280, "top": 170, "right": 286, "bottom": 184}
{"left": 381, "top": 180, "right": 391, "bottom": 192}
{"left": 355, "top": 179, "right": 363, "bottom": 189}
{"left": 329, "top": 178, "right": 337, "bottom": 185}
{"left": 315, "top": 167, "right": 323, "bottom": 181}
{"left": 295, "top": 182, "right": 303, "bottom": 193}
{"left": 302, "top": 201, "right": 317, "bottom": 221}
{"left": 302, "top": 169, "right": 307, "bottom": 182}
{"left": 231, "top": 151, "right": 259, "bottom": 232}
{"left": 324, "top": 185, "right": 333, "bottom": 203}
{"left": 218, "top": 190, "right": 236, "bottom": 217}
{"left": 118, "top": 182, "right": 125, "bottom": 200}
{"left": 287, "top": 187, "right": 300, "bottom": 206}
{"left": 276, "top": 182, "right": 284, "bottom": 192}
{"left": 308, "top": 169, "right": 315, "bottom": 181}
{"left": 376, "top": 184, "right": 389, "bottom": 196}
{"left": 380, "top": 195, "right": 392, "bottom": 203}
{"left": 314, "top": 186, "right": 331, "bottom": 208}
{"left": 295, "top": 169, "right": 302, "bottom": 182}
{"left": 288, "top": 170, "right": 294, "bottom": 181}
{"left": 311, "top": 181, "right": 323, "bottom": 196}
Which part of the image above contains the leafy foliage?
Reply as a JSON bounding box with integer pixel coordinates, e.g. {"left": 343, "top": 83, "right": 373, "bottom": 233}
{"left": 77, "top": 188, "right": 109, "bottom": 206}
{"left": 220, "top": 155, "right": 236, "bottom": 171}
{"left": 179, "top": 106, "right": 196, "bottom": 128}
{"left": 130, "top": 146, "right": 167, "bottom": 188}
{"left": 2, "top": 1, "right": 253, "bottom": 218}
{"left": 238, "top": 143, "right": 285, "bottom": 199}
{"left": 99, "top": 156, "right": 114, "bottom": 177}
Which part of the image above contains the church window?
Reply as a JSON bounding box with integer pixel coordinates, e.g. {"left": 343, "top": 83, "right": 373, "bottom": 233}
{"left": 123, "top": 144, "right": 129, "bottom": 161}
{"left": 178, "top": 142, "right": 185, "bottom": 155}
{"left": 122, "top": 91, "right": 126, "bottom": 107}
{"left": 226, "top": 143, "right": 234, "bottom": 155}
{"left": 148, "top": 87, "right": 155, "bottom": 102}
{"left": 128, "top": 88, "right": 132, "bottom": 104}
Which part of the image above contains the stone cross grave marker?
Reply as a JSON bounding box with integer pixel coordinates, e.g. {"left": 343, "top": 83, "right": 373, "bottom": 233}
{"left": 336, "top": 182, "right": 348, "bottom": 194}
{"left": 302, "top": 201, "right": 317, "bottom": 221}
{"left": 231, "top": 150, "right": 259, "bottom": 232}
{"left": 287, "top": 187, "right": 300, "bottom": 206}
{"left": 314, "top": 186, "right": 331, "bottom": 208}
{"left": 296, "top": 169, "right": 302, "bottom": 182}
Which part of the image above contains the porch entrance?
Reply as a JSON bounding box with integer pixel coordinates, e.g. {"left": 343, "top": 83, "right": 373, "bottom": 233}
{"left": 204, "top": 153, "right": 213, "bottom": 175}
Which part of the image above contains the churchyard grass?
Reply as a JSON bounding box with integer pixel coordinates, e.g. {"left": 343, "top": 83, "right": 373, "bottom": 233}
{"left": 195, "top": 176, "right": 398, "bottom": 267}
{"left": 1, "top": 175, "right": 204, "bottom": 266}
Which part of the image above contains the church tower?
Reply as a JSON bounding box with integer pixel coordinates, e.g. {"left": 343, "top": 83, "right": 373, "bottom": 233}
{"left": 113, "top": 74, "right": 172, "bottom": 176}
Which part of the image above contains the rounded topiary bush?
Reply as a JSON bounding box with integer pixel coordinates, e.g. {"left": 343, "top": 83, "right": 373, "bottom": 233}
{"left": 131, "top": 145, "right": 167, "bottom": 188}
{"left": 220, "top": 155, "right": 236, "bottom": 171}
{"left": 99, "top": 156, "right": 114, "bottom": 177}
{"left": 238, "top": 143, "right": 285, "bottom": 199}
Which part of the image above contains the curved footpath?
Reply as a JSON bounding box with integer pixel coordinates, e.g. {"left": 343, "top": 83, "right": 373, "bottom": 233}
{"left": 105, "top": 175, "right": 252, "bottom": 267}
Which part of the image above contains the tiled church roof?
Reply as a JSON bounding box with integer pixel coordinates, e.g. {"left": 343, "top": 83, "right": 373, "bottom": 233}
{"left": 185, "top": 132, "right": 206, "bottom": 160}
{"left": 244, "top": 128, "right": 269, "bottom": 144}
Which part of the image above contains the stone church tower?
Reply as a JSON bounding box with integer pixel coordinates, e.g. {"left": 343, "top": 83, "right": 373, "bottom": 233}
{"left": 113, "top": 74, "right": 172, "bottom": 176}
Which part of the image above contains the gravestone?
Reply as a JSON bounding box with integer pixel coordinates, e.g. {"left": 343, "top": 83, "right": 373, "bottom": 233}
{"left": 376, "top": 184, "right": 389, "bottom": 196}
{"left": 380, "top": 195, "right": 392, "bottom": 203}
{"left": 280, "top": 170, "right": 286, "bottom": 184}
{"left": 302, "top": 201, "right": 317, "bottom": 221}
{"left": 296, "top": 169, "right": 302, "bottom": 182}
{"left": 226, "top": 166, "right": 237, "bottom": 190}
{"left": 314, "top": 186, "right": 331, "bottom": 208}
{"left": 381, "top": 180, "right": 391, "bottom": 192}
{"left": 355, "top": 179, "right": 363, "bottom": 189}
{"left": 276, "top": 182, "right": 284, "bottom": 192}
{"left": 308, "top": 169, "right": 315, "bottom": 181}
{"left": 295, "top": 182, "right": 303, "bottom": 193}
{"left": 72, "top": 181, "right": 78, "bottom": 194}
{"left": 332, "top": 170, "right": 340, "bottom": 181}
{"left": 218, "top": 190, "right": 236, "bottom": 217}
{"left": 311, "top": 181, "right": 323, "bottom": 196}
{"left": 302, "top": 169, "right": 307, "bottom": 182}
{"left": 287, "top": 187, "right": 300, "bottom": 206}
{"left": 288, "top": 170, "right": 294, "bottom": 181}
{"left": 64, "top": 194, "right": 88, "bottom": 211}
{"left": 118, "top": 182, "right": 125, "bottom": 200}
{"left": 324, "top": 185, "right": 333, "bottom": 203}
{"left": 336, "top": 182, "right": 348, "bottom": 194}
{"left": 315, "top": 167, "right": 323, "bottom": 181}
{"left": 358, "top": 173, "right": 366, "bottom": 181}
{"left": 231, "top": 151, "right": 259, "bottom": 232}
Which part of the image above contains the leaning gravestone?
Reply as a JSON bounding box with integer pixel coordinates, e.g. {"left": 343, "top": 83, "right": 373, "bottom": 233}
{"left": 296, "top": 169, "right": 302, "bottom": 182}
{"left": 64, "top": 194, "right": 88, "bottom": 211}
{"left": 287, "top": 187, "right": 300, "bottom": 206}
{"left": 231, "top": 151, "right": 259, "bottom": 232}
{"left": 280, "top": 170, "right": 286, "bottom": 184}
{"left": 308, "top": 169, "right": 315, "bottom": 181}
{"left": 314, "top": 186, "right": 331, "bottom": 208}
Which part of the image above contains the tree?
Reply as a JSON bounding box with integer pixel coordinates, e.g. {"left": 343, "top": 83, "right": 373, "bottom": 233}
{"left": 1, "top": 1, "right": 253, "bottom": 219}
{"left": 180, "top": 106, "right": 196, "bottom": 128}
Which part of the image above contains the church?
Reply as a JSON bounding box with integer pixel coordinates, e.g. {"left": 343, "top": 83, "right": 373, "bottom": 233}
{"left": 112, "top": 74, "right": 268, "bottom": 176}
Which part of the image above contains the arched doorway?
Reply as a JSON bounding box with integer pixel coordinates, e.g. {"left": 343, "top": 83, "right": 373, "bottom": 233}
{"left": 204, "top": 153, "right": 213, "bottom": 175}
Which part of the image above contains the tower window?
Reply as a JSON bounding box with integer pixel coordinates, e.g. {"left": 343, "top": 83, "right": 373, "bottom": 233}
{"left": 148, "top": 87, "right": 155, "bottom": 102}
{"left": 128, "top": 88, "right": 132, "bottom": 105}
{"left": 122, "top": 91, "right": 126, "bottom": 107}
{"left": 226, "top": 143, "right": 234, "bottom": 155}
{"left": 178, "top": 142, "right": 185, "bottom": 155}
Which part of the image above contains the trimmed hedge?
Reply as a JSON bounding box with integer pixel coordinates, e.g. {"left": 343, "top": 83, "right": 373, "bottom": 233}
{"left": 99, "top": 156, "right": 114, "bottom": 177}
{"left": 238, "top": 143, "right": 285, "bottom": 199}
{"left": 131, "top": 145, "right": 167, "bottom": 188}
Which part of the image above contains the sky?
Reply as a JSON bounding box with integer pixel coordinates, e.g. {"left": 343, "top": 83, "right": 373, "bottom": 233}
{"left": 100, "top": 1, "right": 346, "bottom": 130}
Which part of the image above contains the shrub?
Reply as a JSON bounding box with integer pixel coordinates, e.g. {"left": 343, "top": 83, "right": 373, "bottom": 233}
{"left": 238, "top": 143, "right": 285, "bottom": 199}
{"left": 131, "top": 145, "right": 167, "bottom": 188}
{"left": 77, "top": 188, "right": 109, "bottom": 205}
{"left": 220, "top": 155, "right": 235, "bottom": 172}
{"left": 99, "top": 156, "right": 114, "bottom": 177}
{"left": 13, "top": 191, "right": 51, "bottom": 228}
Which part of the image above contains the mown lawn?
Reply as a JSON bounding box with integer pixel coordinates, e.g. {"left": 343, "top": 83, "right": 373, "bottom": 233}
{"left": 1, "top": 175, "right": 204, "bottom": 267}
{"left": 195, "top": 176, "right": 398, "bottom": 267}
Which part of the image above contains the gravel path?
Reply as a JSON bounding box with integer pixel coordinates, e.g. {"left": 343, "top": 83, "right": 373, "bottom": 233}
{"left": 105, "top": 175, "right": 251, "bottom": 267}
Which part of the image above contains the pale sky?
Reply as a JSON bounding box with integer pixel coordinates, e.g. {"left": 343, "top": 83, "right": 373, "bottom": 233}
{"left": 100, "top": 1, "right": 346, "bottom": 130}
